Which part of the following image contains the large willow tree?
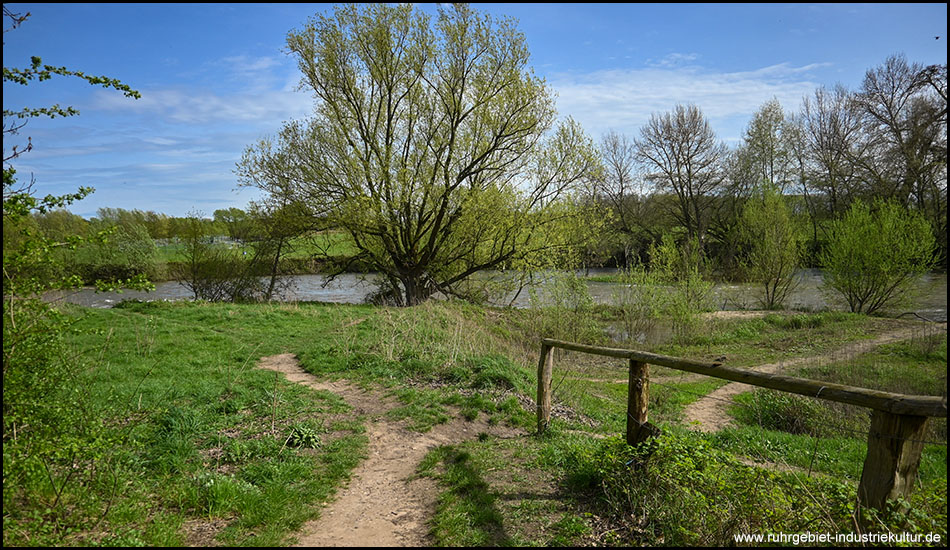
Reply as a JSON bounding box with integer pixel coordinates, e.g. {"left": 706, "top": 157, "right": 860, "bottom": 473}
{"left": 238, "top": 4, "right": 600, "bottom": 306}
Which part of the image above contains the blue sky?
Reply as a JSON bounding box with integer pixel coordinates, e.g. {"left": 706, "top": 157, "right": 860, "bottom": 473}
{"left": 3, "top": 3, "right": 947, "bottom": 218}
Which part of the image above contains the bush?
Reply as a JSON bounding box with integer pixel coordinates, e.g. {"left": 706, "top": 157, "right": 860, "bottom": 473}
{"left": 820, "top": 200, "right": 935, "bottom": 315}
{"left": 649, "top": 235, "right": 713, "bottom": 343}
{"left": 567, "top": 430, "right": 946, "bottom": 546}
{"left": 738, "top": 186, "right": 802, "bottom": 310}
{"left": 613, "top": 265, "right": 669, "bottom": 346}
{"left": 70, "top": 222, "right": 160, "bottom": 282}
{"left": 171, "top": 213, "right": 265, "bottom": 302}
{"left": 528, "top": 272, "right": 600, "bottom": 343}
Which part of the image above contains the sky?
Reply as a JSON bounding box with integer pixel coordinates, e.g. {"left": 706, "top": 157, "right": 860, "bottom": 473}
{"left": 3, "top": 3, "right": 947, "bottom": 218}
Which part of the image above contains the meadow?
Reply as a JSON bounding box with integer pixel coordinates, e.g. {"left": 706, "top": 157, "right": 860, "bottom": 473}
{"left": 4, "top": 297, "right": 945, "bottom": 546}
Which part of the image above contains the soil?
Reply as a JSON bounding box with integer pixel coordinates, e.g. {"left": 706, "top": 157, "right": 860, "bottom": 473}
{"left": 256, "top": 353, "right": 523, "bottom": 547}
{"left": 681, "top": 324, "right": 948, "bottom": 433}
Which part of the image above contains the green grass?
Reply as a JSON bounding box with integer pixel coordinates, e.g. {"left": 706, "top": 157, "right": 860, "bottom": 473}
{"left": 3, "top": 299, "right": 540, "bottom": 546}
{"left": 3, "top": 301, "right": 375, "bottom": 546}
{"left": 656, "top": 311, "right": 897, "bottom": 366}
{"left": 417, "top": 434, "right": 596, "bottom": 547}
{"left": 792, "top": 328, "right": 947, "bottom": 396}
{"left": 417, "top": 308, "right": 947, "bottom": 546}
{"left": 5, "top": 298, "right": 946, "bottom": 546}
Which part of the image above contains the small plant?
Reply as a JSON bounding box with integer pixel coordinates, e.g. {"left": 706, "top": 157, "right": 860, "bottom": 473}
{"left": 285, "top": 424, "right": 321, "bottom": 449}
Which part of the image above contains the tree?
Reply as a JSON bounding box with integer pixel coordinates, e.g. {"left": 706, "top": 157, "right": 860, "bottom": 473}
{"left": 634, "top": 104, "right": 726, "bottom": 261}
{"left": 853, "top": 55, "right": 947, "bottom": 267}
{"left": 738, "top": 185, "right": 802, "bottom": 309}
{"left": 173, "top": 213, "right": 245, "bottom": 301}
{"left": 594, "top": 130, "right": 667, "bottom": 266}
{"left": 3, "top": 5, "right": 147, "bottom": 525}
{"left": 238, "top": 4, "right": 600, "bottom": 306}
{"left": 245, "top": 198, "right": 315, "bottom": 301}
{"left": 799, "top": 84, "right": 864, "bottom": 217}
{"left": 213, "top": 207, "right": 253, "bottom": 242}
{"left": 819, "top": 200, "right": 935, "bottom": 315}
{"left": 735, "top": 99, "right": 796, "bottom": 193}
{"left": 710, "top": 100, "right": 796, "bottom": 278}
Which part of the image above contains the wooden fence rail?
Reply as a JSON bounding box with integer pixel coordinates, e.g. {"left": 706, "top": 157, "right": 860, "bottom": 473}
{"left": 536, "top": 338, "right": 947, "bottom": 512}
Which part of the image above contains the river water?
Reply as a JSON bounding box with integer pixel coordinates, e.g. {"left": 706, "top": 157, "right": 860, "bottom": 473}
{"left": 45, "top": 269, "right": 947, "bottom": 322}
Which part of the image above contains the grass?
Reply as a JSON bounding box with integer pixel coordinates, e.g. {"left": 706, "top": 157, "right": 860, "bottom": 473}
{"left": 5, "top": 297, "right": 946, "bottom": 546}
{"left": 657, "top": 311, "right": 892, "bottom": 366}
{"left": 3, "top": 299, "right": 539, "bottom": 546}
{"left": 418, "top": 307, "right": 947, "bottom": 546}
{"left": 3, "top": 301, "right": 375, "bottom": 546}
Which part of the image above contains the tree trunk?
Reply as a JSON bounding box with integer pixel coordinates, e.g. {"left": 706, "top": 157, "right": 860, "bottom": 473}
{"left": 401, "top": 274, "right": 432, "bottom": 307}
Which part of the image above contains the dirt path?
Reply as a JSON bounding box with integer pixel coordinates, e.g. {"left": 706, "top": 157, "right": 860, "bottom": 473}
{"left": 682, "top": 324, "right": 947, "bottom": 433}
{"left": 257, "top": 354, "right": 521, "bottom": 547}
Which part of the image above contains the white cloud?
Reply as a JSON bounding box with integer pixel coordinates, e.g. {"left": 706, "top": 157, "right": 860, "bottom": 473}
{"left": 549, "top": 62, "right": 826, "bottom": 142}
{"left": 92, "top": 86, "right": 312, "bottom": 127}
{"left": 647, "top": 52, "right": 700, "bottom": 68}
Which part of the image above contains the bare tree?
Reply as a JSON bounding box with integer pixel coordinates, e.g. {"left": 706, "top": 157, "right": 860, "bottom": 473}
{"left": 634, "top": 104, "right": 726, "bottom": 258}
{"left": 799, "top": 84, "right": 865, "bottom": 217}
{"left": 595, "top": 131, "right": 665, "bottom": 265}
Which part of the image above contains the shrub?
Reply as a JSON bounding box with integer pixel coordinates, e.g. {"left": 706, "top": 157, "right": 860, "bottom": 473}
{"left": 171, "top": 213, "right": 265, "bottom": 302}
{"left": 528, "top": 271, "right": 600, "bottom": 344}
{"left": 738, "top": 185, "right": 802, "bottom": 310}
{"left": 613, "top": 265, "right": 670, "bottom": 346}
{"left": 819, "top": 200, "right": 935, "bottom": 315}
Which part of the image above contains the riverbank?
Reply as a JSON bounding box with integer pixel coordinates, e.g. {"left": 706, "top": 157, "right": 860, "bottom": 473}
{"left": 46, "top": 269, "right": 949, "bottom": 322}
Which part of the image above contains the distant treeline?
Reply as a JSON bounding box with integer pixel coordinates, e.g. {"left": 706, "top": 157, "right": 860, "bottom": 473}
{"left": 8, "top": 55, "right": 946, "bottom": 286}
{"left": 585, "top": 55, "right": 946, "bottom": 275}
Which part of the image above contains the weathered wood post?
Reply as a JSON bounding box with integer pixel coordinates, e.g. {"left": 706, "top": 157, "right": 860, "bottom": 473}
{"left": 536, "top": 343, "right": 553, "bottom": 434}
{"left": 626, "top": 359, "right": 651, "bottom": 446}
{"left": 858, "top": 410, "right": 930, "bottom": 511}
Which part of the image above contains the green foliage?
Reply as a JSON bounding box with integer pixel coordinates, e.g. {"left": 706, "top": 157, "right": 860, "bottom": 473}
{"left": 739, "top": 185, "right": 802, "bottom": 309}
{"left": 284, "top": 423, "right": 322, "bottom": 449}
{"left": 649, "top": 235, "right": 712, "bottom": 342}
{"left": 3, "top": 10, "right": 157, "bottom": 544}
{"left": 732, "top": 389, "right": 828, "bottom": 436}
{"left": 528, "top": 271, "right": 601, "bottom": 344}
{"left": 612, "top": 264, "right": 670, "bottom": 346}
{"left": 820, "top": 199, "right": 936, "bottom": 314}
{"left": 239, "top": 4, "right": 601, "bottom": 306}
{"left": 171, "top": 212, "right": 264, "bottom": 302}
{"left": 567, "top": 430, "right": 944, "bottom": 546}
{"left": 73, "top": 222, "right": 160, "bottom": 282}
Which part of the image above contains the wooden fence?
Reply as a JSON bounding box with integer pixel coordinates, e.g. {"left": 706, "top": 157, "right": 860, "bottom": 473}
{"left": 536, "top": 338, "right": 947, "bottom": 511}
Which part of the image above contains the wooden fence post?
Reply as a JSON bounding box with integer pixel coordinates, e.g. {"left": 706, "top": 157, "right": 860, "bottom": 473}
{"left": 536, "top": 343, "right": 553, "bottom": 434}
{"left": 626, "top": 360, "right": 651, "bottom": 446}
{"left": 858, "top": 410, "right": 929, "bottom": 511}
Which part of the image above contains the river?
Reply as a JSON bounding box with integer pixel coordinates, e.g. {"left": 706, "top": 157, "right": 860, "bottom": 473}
{"left": 44, "top": 269, "right": 947, "bottom": 322}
